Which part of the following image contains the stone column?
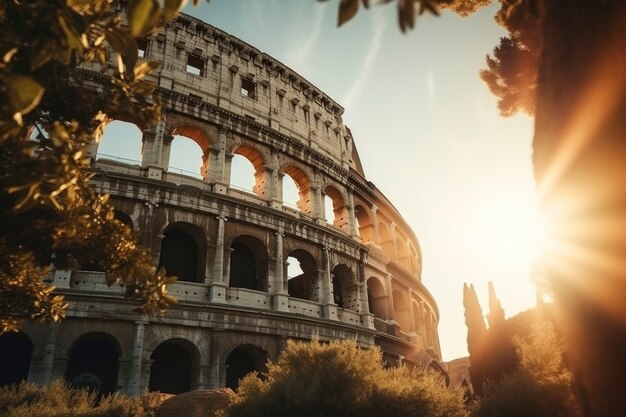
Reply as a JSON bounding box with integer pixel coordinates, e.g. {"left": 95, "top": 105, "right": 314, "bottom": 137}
{"left": 347, "top": 187, "right": 359, "bottom": 239}
{"left": 321, "top": 246, "right": 338, "bottom": 320}
{"left": 207, "top": 331, "right": 223, "bottom": 388}
{"left": 210, "top": 128, "right": 228, "bottom": 193}
{"left": 272, "top": 229, "right": 289, "bottom": 312}
{"left": 385, "top": 273, "right": 397, "bottom": 323}
{"left": 389, "top": 222, "right": 399, "bottom": 261}
{"left": 141, "top": 115, "right": 168, "bottom": 180}
{"left": 210, "top": 215, "right": 227, "bottom": 303}
{"left": 358, "top": 251, "right": 375, "bottom": 329}
{"left": 269, "top": 168, "right": 282, "bottom": 209}
{"left": 29, "top": 324, "right": 58, "bottom": 385}
{"left": 371, "top": 205, "right": 381, "bottom": 249}
{"left": 127, "top": 320, "right": 147, "bottom": 396}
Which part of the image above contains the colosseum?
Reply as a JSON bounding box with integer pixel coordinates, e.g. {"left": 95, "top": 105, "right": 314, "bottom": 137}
{"left": 0, "top": 10, "right": 443, "bottom": 395}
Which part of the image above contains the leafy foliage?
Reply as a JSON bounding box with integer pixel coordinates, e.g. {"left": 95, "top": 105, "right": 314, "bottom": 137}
{"left": 476, "top": 322, "right": 582, "bottom": 417}
{"left": 0, "top": 0, "right": 196, "bottom": 332}
{"left": 0, "top": 380, "right": 167, "bottom": 417}
{"left": 225, "top": 339, "right": 467, "bottom": 417}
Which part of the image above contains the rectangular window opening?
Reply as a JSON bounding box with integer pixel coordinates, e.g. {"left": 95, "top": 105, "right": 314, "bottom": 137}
{"left": 137, "top": 39, "right": 148, "bottom": 58}
{"left": 241, "top": 78, "right": 256, "bottom": 99}
{"left": 186, "top": 54, "right": 205, "bottom": 76}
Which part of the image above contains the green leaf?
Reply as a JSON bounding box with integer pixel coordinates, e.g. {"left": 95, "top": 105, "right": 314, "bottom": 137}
{"left": 6, "top": 72, "right": 45, "bottom": 120}
{"left": 164, "top": 0, "right": 185, "bottom": 20}
{"left": 128, "top": 0, "right": 161, "bottom": 37}
{"left": 338, "top": 0, "right": 359, "bottom": 27}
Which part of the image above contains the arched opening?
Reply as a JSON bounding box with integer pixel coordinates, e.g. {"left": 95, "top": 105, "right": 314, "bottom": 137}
{"left": 282, "top": 165, "right": 312, "bottom": 215}
{"left": 66, "top": 333, "right": 119, "bottom": 394}
{"left": 413, "top": 301, "right": 424, "bottom": 337}
{"left": 168, "top": 135, "right": 205, "bottom": 178}
{"left": 97, "top": 120, "right": 143, "bottom": 164}
{"left": 323, "top": 186, "right": 348, "bottom": 232}
{"left": 149, "top": 339, "right": 197, "bottom": 394}
{"left": 225, "top": 344, "right": 268, "bottom": 390}
{"left": 331, "top": 264, "right": 358, "bottom": 311}
{"left": 393, "top": 290, "right": 411, "bottom": 331}
{"left": 114, "top": 210, "right": 134, "bottom": 230}
{"left": 396, "top": 235, "right": 410, "bottom": 269}
{"left": 158, "top": 229, "right": 200, "bottom": 283}
{"left": 366, "top": 277, "right": 388, "bottom": 319}
{"left": 287, "top": 249, "right": 318, "bottom": 301}
{"left": 409, "top": 244, "right": 420, "bottom": 276}
{"left": 355, "top": 205, "right": 374, "bottom": 244}
{"left": 230, "top": 145, "right": 266, "bottom": 198}
{"left": 0, "top": 332, "right": 33, "bottom": 386}
{"left": 426, "top": 312, "right": 435, "bottom": 348}
{"left": 229, "top": 236, "right": 269, "bottom": 291}
{"left": 282, "top": 175, "right": 300, "bottom": 210}
{"left": 378, "top": 222, "right": 395, "bottom": 260}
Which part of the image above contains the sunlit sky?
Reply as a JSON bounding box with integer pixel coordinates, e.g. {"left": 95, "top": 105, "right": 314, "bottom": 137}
{"left": 101, "top": 0, "right": 539, "bottom": 361}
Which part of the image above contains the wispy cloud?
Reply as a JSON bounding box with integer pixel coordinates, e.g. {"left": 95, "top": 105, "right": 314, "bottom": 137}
{"left": 342, "top": 9, "right": 387, "bottom": 109}
{"left": 285, "top": 3, "right": 327, "bottom": 70}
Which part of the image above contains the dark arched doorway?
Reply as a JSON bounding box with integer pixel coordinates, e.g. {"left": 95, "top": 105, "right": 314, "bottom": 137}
{"left": 230, "top": 242, "right": 257, "bottom": 290}
{"left": 159, "top": 230, "right": 199, "bottom": 282}
{"left": 149, "top": 340, "right": 196, "bottom": 394}
{"left": 0, "top": 332, "right": 33, "bottom": 386}
{"left": 225, "top": 344, "right": 268, "bottom": 390}
{"left": 66, "top": 333, "right": 119, "bottom": 394}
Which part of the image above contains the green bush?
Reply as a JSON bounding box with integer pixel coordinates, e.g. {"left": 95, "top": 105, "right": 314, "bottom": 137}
{"left": 0, "top": 381, "right": 165, "bottom": 417}
{"left": 225, "top": 339, "right": 467, "bottom": 417}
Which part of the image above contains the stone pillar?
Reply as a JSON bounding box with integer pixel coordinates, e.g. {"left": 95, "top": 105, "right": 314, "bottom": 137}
{"left": 141, "top": 115, "right": 168, "bottom": 179}
{"left": 272, "top": 229, "right": 289, "bottom": 312}
{"left": 321, "top": 246, "right": 338, "bottom": 320}
{"left": 223, "top": 152, "right": 234, "bottom": 189}
{"left": 269, "top": 168, "right": 282, "bottom": 209}
{"left": 358, "top": 251, "right": 375, "bottom": 328}
{"left": 389, "top": 222, "right": 399, "bottom": 261}
{"left": 127, "top": 320, "right": 147, "bottom": 396}
{"left": 207, "top": 331, "right": 223, "bottom": 388}
{"left": 347, "top": 187, "right": 359, "bottom": 239}
{"left": 385, "top": 273, "right": 397, "bottom": 324}
{"left": 209, "top": 128, "right": 228, "bottom": 193}
{"left": 210, "top": 215, "right": 227, "bottom": 303}
{"left": 371, "top": 205, "right": 381, "bottom": 248}
{"left": 29, "top": 324, "right": 58, "bottom": 385}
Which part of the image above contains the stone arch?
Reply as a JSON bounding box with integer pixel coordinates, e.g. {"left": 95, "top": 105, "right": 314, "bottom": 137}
{"left": 287, "top": 248, "right": 319, "bottom": 301}
{"left": 324, "top": 185, "right": 349, "bottom": 232}
{"left": 225, "top": 344, "right": 269, "bottom": 390}
{"left": 158, "top": 222, "right": 207, "bottom": 283}
{"left": 378, "top": 222, "right": 395, "bottom": 260}
{"left": 281, "top": 164, "right": 312, "bottom": 215}
{"left": 113, "top": 209, "right": 134, "bottom": 230}
{"left": 167, "top": 122, "right": 214, "bottom": 179}
{"left": 392, "top": 290, "right": 411, "bottom": 331}
{"left": 396, "top": 234, "right": 410, "bottom": 269}
{"left": 331, "top": 264, "right": 359, "bottom": 311}
{"left": 65, "top": 332, "right": 120, "bottom": 394}
{"left": 148, "top": 338, "right": 201, "bottom": 394}
{"left": 366, "top": 277, "right": 388, "bottom": 319}
{"left": 412, "top": 300, "right": 424, "bottom": 337}
{"left": 354, "top": 204, "right": 374, "bottom": 244}
{"left": 231, "top": 144, "right": 267, "bottom": 199}
{"left": 229, "top": 235, "right": 269, "bottom": 292}
{"left": 96, "top": 119, "right": 144, "bottom": 163}
{"left": 0, "top": 332, "right": 33, "bottom": 386}
{"left": 409, "top": 243, "right": 419, "bottom": 276}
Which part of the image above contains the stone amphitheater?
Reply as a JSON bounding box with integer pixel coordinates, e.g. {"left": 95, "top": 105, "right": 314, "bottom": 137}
{"left": 0, "top": 9, "right": 443, "bottom": 395}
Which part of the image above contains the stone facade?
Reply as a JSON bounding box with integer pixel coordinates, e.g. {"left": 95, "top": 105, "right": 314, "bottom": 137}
{"left": 2, "top": 9, "right": 443, "bottom": 395}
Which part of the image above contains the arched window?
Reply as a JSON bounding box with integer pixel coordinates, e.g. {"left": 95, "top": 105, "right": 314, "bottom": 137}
{"left": 282, "top": 165, "right": 312, "bottom": 215}
{"left": 66, "top": 333, "right": 119, "bottom": 395}
{"left": 229, "top": 236, "right": 269, "bottom": 292}
{"left": 0, "top": 332, "right": 33, "bottom": 386}
{"left": 355, "top": 205, "right": 374, "bottom": 244}
{"left": 230, "top": 145, "right": 266, "bottom": 198}
{"left": 287, "top": 250, "right": 318, "bottom": 301}
{"left": 149, "top": 339, "right": 197, "bottom": 394}
{"left": 168, "top": 135, "right": 204, "bottom": 178}
{"left": 97, "top": 120, "right": 143, "bottom": 164}
{"left": 159, "top": 230, "right": 200, "bottom": 283}
{"left": 378, "top": 223, "right": 395, "bottom": 260}
{"left": 225, "top": 344, "right": 268, "bottom": 390}
{"left": 324, "top": 186, "right": 348, "bottom": 232}
{"left": 331, "top": 264, "right": 358, "bottom": 311}
{"left": 366, "top": 277, "right": 388, "bottom": 319}
{"left": 230, "top": 154, "right": 256, "bottom": 193}
{"left": 393, "top": 290, "right": 411, "bottom": 331}
{"left": 230, "top": 242, "right": 257, "bottom": 290}
{"left": 396, "top": 235, "right": 410, "bottom": 269}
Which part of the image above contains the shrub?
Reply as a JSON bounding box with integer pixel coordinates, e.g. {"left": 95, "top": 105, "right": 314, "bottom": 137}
{"left": 225, "top": 339, "right": 467, "bottom": 417}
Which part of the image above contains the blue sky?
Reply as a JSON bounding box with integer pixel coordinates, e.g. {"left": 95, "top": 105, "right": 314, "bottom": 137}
{"left": 100, "top": 0, "right": 539, "bottom": 360}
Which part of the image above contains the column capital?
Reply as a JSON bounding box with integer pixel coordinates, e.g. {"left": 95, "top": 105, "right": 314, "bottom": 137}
{"left": 216, "top": 215, "right": 228, "bottom": 222}
{"left": 371, "top": 204, "right": 378, "bottom": 213}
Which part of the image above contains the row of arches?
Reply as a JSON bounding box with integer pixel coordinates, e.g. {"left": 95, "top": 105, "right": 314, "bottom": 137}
{"left": 0, "top": 332, "right": 268, "bottom": 393}
{"left": 96, "top": 120, "right": 421, "bottom": 275}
